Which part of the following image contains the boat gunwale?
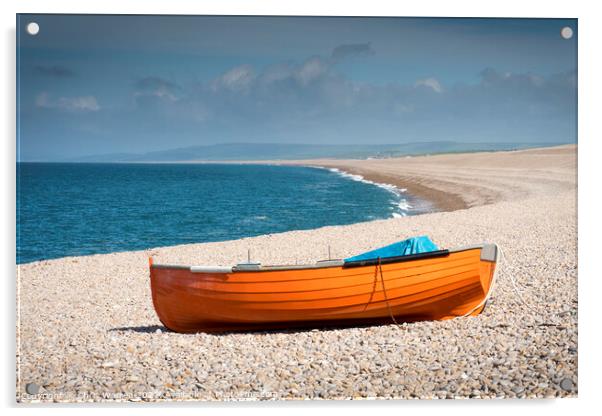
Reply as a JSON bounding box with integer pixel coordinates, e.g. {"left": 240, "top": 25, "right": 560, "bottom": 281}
{"left": 150, "top": 243, "right": 495, "bottom": 273}
{"left": 161, "top": 253, "right": 482, "bottom": 286}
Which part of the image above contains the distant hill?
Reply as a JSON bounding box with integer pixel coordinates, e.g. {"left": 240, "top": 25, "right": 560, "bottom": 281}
{"left": 67, "top": 141, "right": 566, "bottom": 162}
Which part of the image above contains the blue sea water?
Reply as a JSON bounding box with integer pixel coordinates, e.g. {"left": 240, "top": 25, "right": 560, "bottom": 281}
{"left": 16, "top": 163, "right": 427, "bottom": 264}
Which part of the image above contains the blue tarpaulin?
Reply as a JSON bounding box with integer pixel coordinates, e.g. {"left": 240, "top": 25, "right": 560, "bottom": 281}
{"left": 344, "top": 236, "right": 439, "bottom": 262}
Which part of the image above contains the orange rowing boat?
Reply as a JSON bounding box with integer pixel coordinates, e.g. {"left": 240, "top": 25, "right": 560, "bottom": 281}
{"left": 149, "top": 243, "right": 498, "bottom": 333}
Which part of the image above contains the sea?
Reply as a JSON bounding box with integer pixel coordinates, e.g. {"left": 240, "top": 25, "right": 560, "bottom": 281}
{"left": 16, "top": 163, "right": 430, "bottom": 264}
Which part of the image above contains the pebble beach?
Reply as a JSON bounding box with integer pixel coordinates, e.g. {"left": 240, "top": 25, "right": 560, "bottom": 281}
{"left": 16, "top": 145, "right": 577, "bottom": 402}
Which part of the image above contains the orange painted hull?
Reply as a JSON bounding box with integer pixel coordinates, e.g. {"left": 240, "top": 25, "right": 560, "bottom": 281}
{"left": 150, "top": 246, "right": 496, "bottom": 333}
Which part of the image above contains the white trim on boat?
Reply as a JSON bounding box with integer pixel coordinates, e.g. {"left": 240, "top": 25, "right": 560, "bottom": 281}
{"left": 238, "top": 260, "right": 345, "bottom": 272}
{"left": 190, "top": 266, "right": 234, "bottom": 273}
{"left": 150, "top": 243, "right": 496, "bottom": 273}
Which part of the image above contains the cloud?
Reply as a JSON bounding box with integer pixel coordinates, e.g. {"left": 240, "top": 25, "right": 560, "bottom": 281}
{"left": 294, "top": 57, "right": 330, "bottom": 85}
{"left": 206, "top": 43, "right": 373, "bottom": 95}
{"left": 210, "top": 65, "right": 255, "bottom": 92}
{"left": 134, "top": 77, "right": 181, "bottom": 101}
{"left": 34, "top": 65, "right": 76, "bottom": 78}
{"left": 159, "top": 58, "right": 573, "bottom": 127}
{"left": 124, "top": 46, "right": 575, "bottom": 147}
{"left": 414, "top": 78, "right": 443, "bottom": 93}
{"left": 133, "top": 77, "right": 182, "bottom": 112}
{"left": 35, "top": 92, "right": 100, "bottom": 112}
{"left": 479, "top": 67, "right": 544, "bottom": 88}
{"left": 331, "top": 43, "right": 374, "bottom": 62}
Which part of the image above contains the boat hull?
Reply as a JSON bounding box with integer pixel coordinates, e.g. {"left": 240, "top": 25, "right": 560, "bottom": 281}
{"left": 150, "top": 246, "right": 496, "bottom": 333}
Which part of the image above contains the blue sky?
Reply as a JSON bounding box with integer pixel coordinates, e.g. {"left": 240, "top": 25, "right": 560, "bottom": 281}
{"left": 17, "top": 15, "right": 577, "bottom": 161}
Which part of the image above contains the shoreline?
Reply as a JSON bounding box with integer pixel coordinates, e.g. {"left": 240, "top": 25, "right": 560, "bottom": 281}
{"left": 314, "top": 165, "right": 468, "bottom": 213}
{"left": 278, "top": 144, "right": 576, "bottom": 212}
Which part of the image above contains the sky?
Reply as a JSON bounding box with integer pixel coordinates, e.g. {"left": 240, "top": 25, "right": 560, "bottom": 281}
{"left": 17, "top": 15, "right": 577, "bottom": 161}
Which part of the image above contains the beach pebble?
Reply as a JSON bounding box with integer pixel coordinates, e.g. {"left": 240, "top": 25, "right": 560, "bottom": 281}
{"left": 511, "top": 386, "right": 524, "bottom": 395}
{"left": 560, "top": 378, "right": 574, "bottom": 391}
{"left": 99, "top": 360, "right": 118, "bottom": 368}
{"left": 25, "top": 383, "right": 39, "bottom": 395}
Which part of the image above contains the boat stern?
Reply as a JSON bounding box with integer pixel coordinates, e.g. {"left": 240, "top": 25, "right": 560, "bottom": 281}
{"left": 479, "top": 243, "right": 498, "bottom": 293}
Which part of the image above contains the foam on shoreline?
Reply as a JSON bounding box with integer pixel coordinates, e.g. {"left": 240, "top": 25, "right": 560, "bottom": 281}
{"left": 309, "top": 165, "right": 413, "bottom": 218}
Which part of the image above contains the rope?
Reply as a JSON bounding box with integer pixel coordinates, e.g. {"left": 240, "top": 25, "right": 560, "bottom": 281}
{"left": 498, "top": 245, "right": 566, "bottom": 324}
{"left": 377, "top": 257, "right": 399, "bottom": 325}
{"left": 376, "top": 245, "right": 564, "bottom": 324}
{"left": 459, "top": 244, "right": 564, "bottom": 322}
{"left": 503, "top": 245, "right": 537, "bottom": 310}
{"left": 362, "top": 261, "right": 379, "bottom": 311}
{"left": 377, "top": 248, "right": 500, "bottom": 324}
{"left": 502, "top": 244, "right": 548, "bottom": 314}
